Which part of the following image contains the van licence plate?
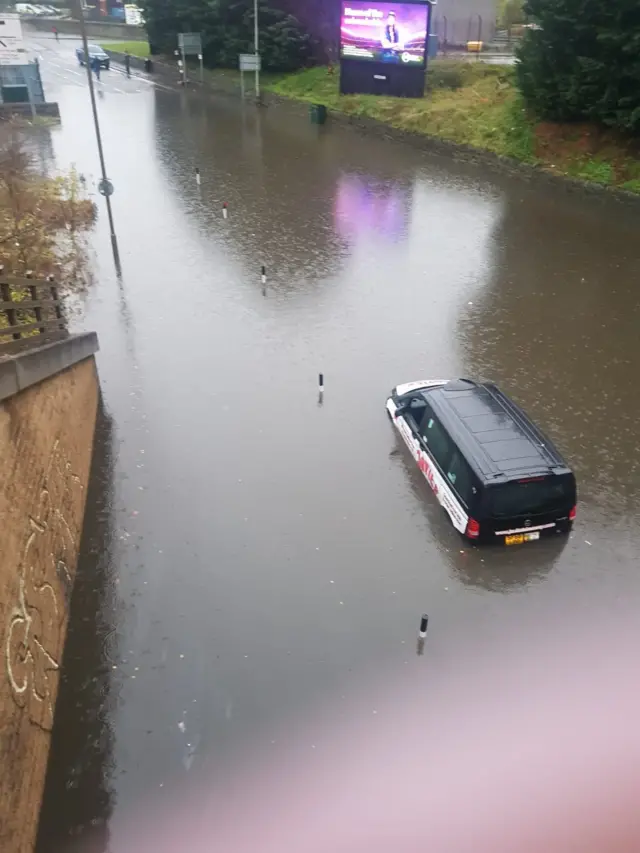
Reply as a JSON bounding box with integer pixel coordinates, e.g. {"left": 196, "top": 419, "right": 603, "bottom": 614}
{"left": 505, "top": 532, "right": 540, "bottom": 546}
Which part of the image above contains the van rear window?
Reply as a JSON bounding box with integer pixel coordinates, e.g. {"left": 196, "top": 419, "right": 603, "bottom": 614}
{"left": 488, "top": 477, "right": 574, "bottom": 518}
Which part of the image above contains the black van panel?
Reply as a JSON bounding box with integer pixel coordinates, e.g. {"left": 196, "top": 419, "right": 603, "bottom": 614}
{"left": 390, "top": 379, "right": 576, "bottom": 543}
{"left": 487, "top": 476, "right": 574, "bottom": 519}
{"left": 423, "top": 383, "right": 569, "bottom": 483}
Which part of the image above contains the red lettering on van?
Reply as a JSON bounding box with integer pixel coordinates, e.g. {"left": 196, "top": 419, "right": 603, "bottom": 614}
{"left": 418, "top": 453, "right": 439, "bottom": 496}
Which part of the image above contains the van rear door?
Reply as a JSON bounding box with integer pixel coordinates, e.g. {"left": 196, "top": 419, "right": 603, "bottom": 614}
{"left": 483, "top": 473, "right": 576, "bottom": 541}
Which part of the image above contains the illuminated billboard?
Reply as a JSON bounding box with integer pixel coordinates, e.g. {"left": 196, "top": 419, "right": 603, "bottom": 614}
{"left": 340, "top": 1, "right": 429, "bottom": 67}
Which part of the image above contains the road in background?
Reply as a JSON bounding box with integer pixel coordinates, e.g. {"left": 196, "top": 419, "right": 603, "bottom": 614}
{"left": 31, "top": 35, "right": 640, "bottom": 851}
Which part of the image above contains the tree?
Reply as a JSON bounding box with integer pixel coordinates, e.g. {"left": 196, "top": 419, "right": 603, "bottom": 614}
{"left": 516, "top": 0, "right": 640, "bottom": 133}
{"left": 142, "top": 0, "right": 311, "bottom": 72}
{"left": 505, "top": 0, "right": 526, "bottom": 28}
{"left": 497, "top": 0, "right": 526, "bottom": 30}
{"left": 0, "top": 123, "right": 95, "bottom": 286}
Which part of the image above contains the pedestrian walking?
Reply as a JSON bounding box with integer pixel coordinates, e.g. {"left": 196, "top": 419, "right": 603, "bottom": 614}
{"left": 52, "top": 25, "right": 58, "bottom": 41}
{"left": 91, "top": 55, "right": 101, "bottom": 81}
{"left": 124, "top": 50, "right": 131, "bottom": 77}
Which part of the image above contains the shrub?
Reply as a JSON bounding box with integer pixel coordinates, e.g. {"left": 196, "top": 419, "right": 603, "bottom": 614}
{"left": 516, "top": 0, "right": 640, "bottom": 133}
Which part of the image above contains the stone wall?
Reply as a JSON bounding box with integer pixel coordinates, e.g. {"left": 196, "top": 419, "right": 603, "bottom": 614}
{"left": 0, "top": 335, "right": 99, "bottom": 853}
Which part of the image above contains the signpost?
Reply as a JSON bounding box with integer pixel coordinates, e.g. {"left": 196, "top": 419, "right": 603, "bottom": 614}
{"left": 98, "top": 177, "right": 114, "bottom": 197}
{"left": 239, "top": 52, "right": 261, "bottom": 100}
{"left": 178, "top": 32, "right": 202, "bottom": 86}
{"left": 124, "top": 4, "right": 144, "bottom": 26}
{"left": 253, "top": 0, "right": 260, "bottom": 99}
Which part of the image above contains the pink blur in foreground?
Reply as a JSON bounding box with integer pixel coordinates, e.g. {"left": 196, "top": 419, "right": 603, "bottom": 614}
{"left": 111, "top": 610, "right": 640, "bottom": 853}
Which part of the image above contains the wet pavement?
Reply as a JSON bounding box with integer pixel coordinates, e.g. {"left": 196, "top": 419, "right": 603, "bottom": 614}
{"left": 31, "top": 35, "right": 640, "bottom": 851}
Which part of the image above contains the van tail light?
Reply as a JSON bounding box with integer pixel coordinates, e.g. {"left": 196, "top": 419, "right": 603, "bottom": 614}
{"left": 466, "top": 517, "right": 481, "bottom": 539}
{"left": 569, "top": 505, "right": 577, "bottom": 522}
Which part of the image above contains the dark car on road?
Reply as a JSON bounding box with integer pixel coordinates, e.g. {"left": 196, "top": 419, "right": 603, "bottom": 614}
{"left": 76, "top": 44, "right": 110, "bottom": 69}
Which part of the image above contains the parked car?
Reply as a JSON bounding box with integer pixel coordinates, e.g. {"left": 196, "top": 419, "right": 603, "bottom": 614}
{"left": 15, "top": 3, "right": 46, "bottom": 14}
{"left": 76, "top": 44, "right": 110, "bottom": 69}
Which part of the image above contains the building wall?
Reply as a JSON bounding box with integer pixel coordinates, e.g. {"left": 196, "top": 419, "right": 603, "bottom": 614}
{"left": 23, "top": 17, "right": 146, "bottom": 41}
{"left": 0, "top": 352, "right": 99, "bottom": 853}
{"left": 430, "top": 0, "right": 497, "bottom": 46}
{"left": 0, "top": 64, "right": 45, "bottom": 105}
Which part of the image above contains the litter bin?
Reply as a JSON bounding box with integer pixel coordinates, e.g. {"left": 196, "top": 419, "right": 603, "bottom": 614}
{"left": 144, "top": 58, "right": 153, "bottom": 73}
{"left": 310, "top": 103, "right": 327, "bottom": 125}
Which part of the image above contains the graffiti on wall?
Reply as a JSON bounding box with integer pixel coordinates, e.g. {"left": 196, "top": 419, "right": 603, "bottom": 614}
{"left": 5, "top": 439, "right": 84, "bottom": 732}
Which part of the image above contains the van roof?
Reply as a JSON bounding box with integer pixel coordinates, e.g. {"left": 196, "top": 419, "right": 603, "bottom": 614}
{"left": 419, "top": 379, "right": 571, "bottom": 484}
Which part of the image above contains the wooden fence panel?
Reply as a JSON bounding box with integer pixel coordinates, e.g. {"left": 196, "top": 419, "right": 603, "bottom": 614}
{"left": 0, "top": 275, "right": 68, "bottom": 353}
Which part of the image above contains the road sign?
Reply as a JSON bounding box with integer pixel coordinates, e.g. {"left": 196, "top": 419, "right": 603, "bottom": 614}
{"left": 178, "top": 33, "right": 202, "bottom": 55}
{"left": 124, "top": 4, "right": 144, "bottom": 26}
{"left": 98, "top": 178, "right": 114, "bottom": 197}
{"left": 239, "top": 53, "right": 261, "bottom": 72}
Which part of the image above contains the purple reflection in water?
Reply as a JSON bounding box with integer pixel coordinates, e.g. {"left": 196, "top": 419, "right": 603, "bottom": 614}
{"left": 334, "top": 174, "right": 410, "bottom": 243}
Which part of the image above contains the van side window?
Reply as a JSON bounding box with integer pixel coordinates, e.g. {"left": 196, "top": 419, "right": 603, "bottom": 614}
{"left": 418, "top": 406, "right": 453, "bottom": 471}
{"left": 406, "top": 397, "right": 427, "bottom": 429}
{"left": 446, "top": 451, "right": 476, "bottom": 506}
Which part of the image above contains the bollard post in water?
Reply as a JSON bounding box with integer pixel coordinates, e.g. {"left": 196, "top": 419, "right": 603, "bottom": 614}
{"left": 223, "top": 202, "right": 228, "bottom": 219}
{"left": 419, "top": 614, "right": 428, "bottom": 638}
{"left": 195, "top": 167, "right": 201, "bottom": 186}
{"left": 318, "top": 372, "right": 324, "bottom": 405}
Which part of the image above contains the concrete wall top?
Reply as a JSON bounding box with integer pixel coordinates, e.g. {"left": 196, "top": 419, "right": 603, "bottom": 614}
{"left": 0, "top": 332, "right": 100, "bottom": 403}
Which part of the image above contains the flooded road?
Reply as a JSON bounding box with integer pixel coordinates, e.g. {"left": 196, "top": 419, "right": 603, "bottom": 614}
{"left": 32, "top": 36, "right": 640, "bottom": 850}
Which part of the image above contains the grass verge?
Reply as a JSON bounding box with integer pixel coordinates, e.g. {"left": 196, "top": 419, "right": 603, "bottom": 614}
{"left": 266, "top": 62, "right": 640, "bottom": 194}
{"left": 101, "top": 41, "right": 150, "bottom": 58}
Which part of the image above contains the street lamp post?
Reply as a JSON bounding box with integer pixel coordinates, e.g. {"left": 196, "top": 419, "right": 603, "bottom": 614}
{"left": 76, "top": 0, "right": 121, "bottom": 270}
{"left": 253, "top": 0, "right": 260, "bottom": 99}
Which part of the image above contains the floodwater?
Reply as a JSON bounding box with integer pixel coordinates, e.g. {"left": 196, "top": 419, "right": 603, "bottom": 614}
{"left": 30, "top": 36, "right": 640, "bottom": 851}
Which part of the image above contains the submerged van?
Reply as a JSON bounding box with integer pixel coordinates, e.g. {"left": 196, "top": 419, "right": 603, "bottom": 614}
{"left": 387, "top": 379, "right": 577, "bottom": 545}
